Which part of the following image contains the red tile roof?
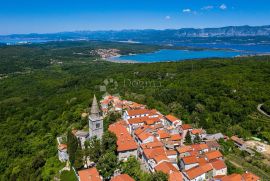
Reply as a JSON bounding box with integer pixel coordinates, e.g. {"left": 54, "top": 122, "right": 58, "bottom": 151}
{"left": 134, "top": 126, "right": 150, "bottom": 136}
{"left": 78, "top": 167, "right": 102, "bottom": 181}
{"left": 144, "top": 117, "right": 161, "bottom": 125}
{"left": 231, "top": 136, "right": 245, "bottom": 145}
{"left": 221, "top": 174, "right": 243, "bottom": 181}
{"left": 200, "top": 163, "right": 213, "bottom": 172}
{"left": 169, "top": 171, "right": 183, "bottom": 181}
{"left": 165, "top": 115, "right": 180, "bottom": 123}
{"left": 185, "top": 166, "right": 205, "bottom": 180}
{"left": 110, "top": 174, "right": 135, "bottom": 181}
{"left": 191, "top": 129, "right": 203, "bottom": 135}
{"left": 109, "top": 122, "right": 137, "bottom": 152}
{"left": 191, "top": 143, "right": 209, "bottom": 151}
{"left": 158, "top": 130, "right": 171, "bottom": 139}
{"left": 210, "top": 159, "right": 227, "bottom": 170}
{"left": 181, "top": 124, "right": 192, "bottom": 130}
{"left": 176, "top": 146, "right": 192, "bottom": 154}
{"left": 128, "top": 117, "right": 149, "bottom": 124}
{"left": 197, "top": 157, "right": 207, "bottom": 166}
{"left": 138, "top": 132, "right": 153, "bottom": 142}
{"left": 182, "top": 156, "right": 198, "bottom": 165}
{"left": 205, "top": 150, "right": 223, "bottom": 161}
{"left": 170, "top": 134, "right": 182, "bottom": 141}
{"left": 155, "top": 161, "right": 178, "bottom": 173}
{"left": 153, "top": 154, "right": 169, "bottom": 163}
{"left": 165, "top": 149, "right": 177, "bottom": 156}
{"left": 58, "top": 144, "right": 67, "bottom": 151}
{"left": 143, "top": 147, "right": 166, "bottom": 160}
{"left": 141, "top": 141, "right": 163, "bottom": 149}
{"left": 126, "top": 109, "right": 150, "bottom": 116}
{"left": 242, "top": 172, "right": 260, "bottom": 181}
{"left": 155, "top": 161, "right": 183, "bottom": 181}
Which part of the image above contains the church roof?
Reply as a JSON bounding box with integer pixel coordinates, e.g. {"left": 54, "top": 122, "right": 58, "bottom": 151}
{"left": 91, "top": 95, "right": 100, "bottom": 114}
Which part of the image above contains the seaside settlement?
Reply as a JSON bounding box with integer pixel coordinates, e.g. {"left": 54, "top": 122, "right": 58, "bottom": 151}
{"left": 57, "top": 95, "right": 261, "bottom": 181}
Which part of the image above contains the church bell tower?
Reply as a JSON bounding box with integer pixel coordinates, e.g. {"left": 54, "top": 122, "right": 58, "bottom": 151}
{"left": 89, "top": 95, "right": 103, "bottom": 139}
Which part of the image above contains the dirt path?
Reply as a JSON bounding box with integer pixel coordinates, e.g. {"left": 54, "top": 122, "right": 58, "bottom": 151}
{"left": 257, "top": 104, "right": 270, "bottom": 118}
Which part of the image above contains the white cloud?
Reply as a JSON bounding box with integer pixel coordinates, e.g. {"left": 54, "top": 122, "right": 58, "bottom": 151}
{"left": 201, "top": 5, "right": 213, "bottom": 10}
{"left": 183, "top": 9, "right": 191, "bottom": 13}
{"left": 219, "top": 4, "right": 227, "bottom": 10}
{"left": 165, "top": 15, "right": 171, "bottom": 20}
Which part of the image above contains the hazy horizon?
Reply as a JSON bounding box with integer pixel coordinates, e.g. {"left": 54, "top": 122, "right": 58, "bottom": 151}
{"left": 1, "top": 0, "right": 270, "bottom": 35}
{"left": 1, "top": 24, "right": 270, "bottom": 36}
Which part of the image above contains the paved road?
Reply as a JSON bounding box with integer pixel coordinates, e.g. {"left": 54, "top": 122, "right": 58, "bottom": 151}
{"left": 257, "top": 104, "right": 270, "bottom": 118}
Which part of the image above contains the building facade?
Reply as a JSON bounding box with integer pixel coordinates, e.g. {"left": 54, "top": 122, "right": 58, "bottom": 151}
{"left": 89, "top": 95, "right": 104, "bottom": 139}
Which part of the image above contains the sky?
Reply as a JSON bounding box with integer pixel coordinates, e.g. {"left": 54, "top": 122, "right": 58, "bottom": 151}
{"left": 0, "top": 0, "right": 270, "bottom": 35}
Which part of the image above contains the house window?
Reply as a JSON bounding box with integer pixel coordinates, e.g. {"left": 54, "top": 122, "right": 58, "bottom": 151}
{"left": 96, "top": 123, "right": 100, "bottom": 128}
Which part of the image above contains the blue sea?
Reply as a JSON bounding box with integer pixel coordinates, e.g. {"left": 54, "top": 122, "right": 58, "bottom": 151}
{"left": 109, "top": 49, "right": 247, "bottom": 63}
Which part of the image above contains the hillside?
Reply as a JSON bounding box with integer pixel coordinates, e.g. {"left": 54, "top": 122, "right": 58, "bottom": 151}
{"left": 0, "top": 42, "right": 270, "bottom": 180}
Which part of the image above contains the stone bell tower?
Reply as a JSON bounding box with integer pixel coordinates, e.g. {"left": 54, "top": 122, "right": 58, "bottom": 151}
{"left": 89, "top": 95, "right": 103, "bottom": 139}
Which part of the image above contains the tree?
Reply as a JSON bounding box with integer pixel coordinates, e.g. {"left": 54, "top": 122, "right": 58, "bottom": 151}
{"left": 185, "top": 131, "right": 192, "bottom": 145}
{"left": 96, "top": 152, "right": 118, "bottom": 180}
{"left": 150, "top": 171, "right": 168, "bottom": 181}
{"left": 121, "top": 157, "right": 141, "bottom": 181}
{"left": 67, "top": 130, "right": 78, "bottom": 166}
{"left": 102, "top": 131, "right": 117, "bottom": 154}
{"left": 193, "top": 134, "right": 201, "bottom": 144}
{"left": 87, "top": 136, "right": 102, "bottom": 163}
{"left": 103, "top": 112, "right": 121, "bottom": 131}
{"left": 74, "top": 146, "right": 84, "bottom": 169}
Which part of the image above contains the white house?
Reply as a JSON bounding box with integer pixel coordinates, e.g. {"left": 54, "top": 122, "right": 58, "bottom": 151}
{"left": 58, "top": 144, "right": 69, "bottom": 162}
{"left": 211, "top": 159, "right": 227, "bottom": 177}
{"left": 180, "top": 156, "right": 199, "bottom": 170}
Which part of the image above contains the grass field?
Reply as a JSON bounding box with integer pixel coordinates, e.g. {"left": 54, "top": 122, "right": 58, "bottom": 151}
{"left": 225, "top": 154, "right": 270, "bottom": 180}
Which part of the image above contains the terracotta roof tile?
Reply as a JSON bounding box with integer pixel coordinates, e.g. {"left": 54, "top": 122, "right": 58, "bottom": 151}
{"left": 138, "top": 132, "right": 153, "bottom": 142}
{"left": 221, "top": 174, "right": 243, "bottom": 181}
{"left": 144, "top": 117, "right": 161, "bottom": 125}
{"left": 231, "top": 136, "right": 245, "bottom": 145}
{"left": 210, "top": 159, "right": 227, "bottom": 170}
{"left": 109, "top": 122, "right": 137, "bottom": 152}
{"left": 200, "top": 163, "right": 213, "bottom": 172}
{"left": 141, "top": 141, "right": 163, "bottom": 149}
{"left": 170, "top": 134, "right": 182, "bottom": 141}
{"left": 191, "top": 129, "right": 203, "bottom": 135}
{"left": 181, "top": 124, "right": 192, "bottom": 130}
{"left": 158, "top": 130, "right": 171, "bottom": 139}
{"left": 58, "top": 144, "right": 67, "bottom": 151}
{"left": 155, "top": 162, "right": 183, "bottom": 181}
{"left": 176, "top": 146, "right": 192, "bottom": 154}
{"left": 182, "top": 156, "right": 198, "bottom": 165}
{"left": 165, "top": 115, "right": 180, "bottom": 123}
{"left": 191, "top": 143, "right": 209, "bottom": 151}
{"left": 110, "top": 174, "right": 135, "bottom": 181}
{"left": 185, "top": 166, "right": 205, "bottom": 180}
{"left": 78, "top": 167, "right": 102, "bottom": 181}
{"left": 128, "top": 117, "right": 149, "bottom": 124}
{"left": 165, "top": 149, "right": 177, "bottom": 156}
{"left": 169, "top": 171, "right": 183, "bottom": 181}
{"left": 205, "top": 150, "right": 223, "bottom": 161}
{"left": 242, "top": 172, "right": 260, "bottom": 181}
{"left": 155, "top": 161, "right": 178, "bottom": 173}
{"left": 126, "top": 109, "right": 150, "bottom": 116}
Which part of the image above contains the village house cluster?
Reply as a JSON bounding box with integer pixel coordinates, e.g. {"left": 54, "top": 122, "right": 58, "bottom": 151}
{"left": 103, "top": 95, "right": 260, "bottom": 181}
{"left": 57, "top": 95, "right": 261, "bottom": 181}
{"left": 90, "top": 49, "right": 121, "bottom": 58}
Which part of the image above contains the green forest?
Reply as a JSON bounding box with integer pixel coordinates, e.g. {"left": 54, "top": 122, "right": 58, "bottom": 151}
{"left": 0, "top": 41, "right": 270, "bottom": 180}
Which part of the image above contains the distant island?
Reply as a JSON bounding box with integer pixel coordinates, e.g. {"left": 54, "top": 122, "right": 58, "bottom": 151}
{"left": 1, "top": 25, "right": 270, "bottom": 45}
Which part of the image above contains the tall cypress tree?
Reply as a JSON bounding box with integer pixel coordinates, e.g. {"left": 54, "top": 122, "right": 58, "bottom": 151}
{"left": 185, "top": 130, "right": 192, "bottom": 145}
{"left": 67, "top": 130, "right": 78, "bottom": 166}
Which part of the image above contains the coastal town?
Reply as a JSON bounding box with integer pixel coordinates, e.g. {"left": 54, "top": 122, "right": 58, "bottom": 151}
{"left": 57, "top": 94, "right": 261, "bottom": 181}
